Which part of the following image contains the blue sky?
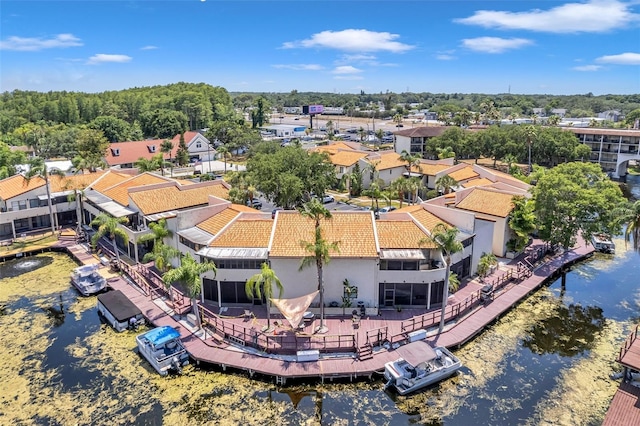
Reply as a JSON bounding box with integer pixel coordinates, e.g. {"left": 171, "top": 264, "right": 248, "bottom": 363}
{"left": 1, "top": 1, "right": 639, "bottom": 95}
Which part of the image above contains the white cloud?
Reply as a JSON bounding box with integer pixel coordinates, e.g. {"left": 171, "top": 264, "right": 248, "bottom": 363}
{"left": 87, "top": 54, "right": 132, "bottom": 65}
{"left": 573, "top": 65, "right": 603, "bottom": 71}
{"left": 271, "top": 64, "right": 323, "bottom": 71}
{"left": 140, "top": 45, "right": 158, "bottom": 50}
{"left": 596, "top": 52, "right": 640, "bottom": 64}
{"left": 462, "top": 37, "right": 533, "bottom": 53}
{"left": 455, "top": 0, "right": 638, "bottom": 33}
{"left": 282, "top": 29, "right": 414, "bottom": 53}
{"left": 0, "top": 33, "right": 82, "bottom": 51}
{"left": 332, "top": 66, "right": 363, "bottom": 74}
{"left": 436, "top": 50, "right": 456, "bottom": 60}
{"left": 334, "top": 75, "right": 364, "bottom": 81}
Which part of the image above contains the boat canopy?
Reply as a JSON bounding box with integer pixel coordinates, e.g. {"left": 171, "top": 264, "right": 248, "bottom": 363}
{"left": 97, "top": 290, "right": 142, "bottom": 321}
{"left": 144, "top": 326, "right": 181, "bottom": 346}
{"left": 394, "top": 340, "right": 438, "bottom": 366}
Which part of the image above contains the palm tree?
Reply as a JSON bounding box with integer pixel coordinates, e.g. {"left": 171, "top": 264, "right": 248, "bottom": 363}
{"left": 616, "top": 200, "right": 640, "bottom": 251}
{"left": 477, "top": 252, "right": 498, "bottom": 280}
{"left": 90, "top": 213, "right": 129, "bottom": 264}
{"left": 435, "top": 174, "right": 458, "bottom": 195}
{"left": 390, "top": 177, "right": 409, "bottom": 208}
{"left": 400, "top": 150, "right": 420, "bottom": 173}
{"left": 217, "top": 145, "right": 229, "bottom": 173}
{"left": 162, "top": 252, "right": 216, "bottom": 329}
{"left": 393, "top": 113, "right": 404, "bottom": 129}
{"left": 245, "top": 262, "right": 284, "bottom": 331}
{"left": 138, "top": 219, "right": 172, "bottom": 249}
{"left": 423, "top": 223, "right": 463, "bottom": 334}
{"left": 71, "top": 155, "right": 107, "bottom": 173}
{"left": 436, "top": 146, "right": 456, "bottom": 160}
{"left": 25, "top": 157, "right": 65, "bottom": 234}
{"left": 143, "top": 243, "right": 181, "bottom": 304}
{"left": 364, "top": 181, "right": 383, "bottom": 212}
{"left": 299, "top": 199, "right": 340, "bottom": 333}
{"left": 524, "top": 125, "right": 537, "bottom": 173}
{"left": 135, "top": 154, "right": 166, "bottom": 173}
{"left": 405, "top": 177, "right": 422, "bottom": 205}
{"left": 161, "top": 139, "right": 174, "bottom": 177}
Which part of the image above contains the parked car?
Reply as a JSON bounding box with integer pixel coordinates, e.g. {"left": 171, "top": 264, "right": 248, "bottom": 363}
{"left": 247, "top": 199, "right": 263, "bottom": 209}
{"left": 378, "top": 206, "right": 397, "bottom": 213}
{"left": 321, "top": 194, "right": 335, "bottom": 204}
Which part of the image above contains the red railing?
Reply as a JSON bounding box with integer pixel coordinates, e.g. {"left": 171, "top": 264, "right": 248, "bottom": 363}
{"left": 618, "top": 325, "right": 640, "bottom": 362}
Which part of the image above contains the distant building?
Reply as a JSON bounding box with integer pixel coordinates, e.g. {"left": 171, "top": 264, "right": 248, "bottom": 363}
{"left": 566, "top": 127, "right": 640, "bottom": 178}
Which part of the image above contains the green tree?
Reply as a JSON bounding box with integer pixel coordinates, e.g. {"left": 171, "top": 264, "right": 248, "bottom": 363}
{"left": 245, "top": 262, "right": 284, "bottom": 331}
{"left": 138, "top": 219, "right": 172, "bottom": 248}
{"left": 400, "top": 150, "right": 420, "bottom": 173}
{"left": 299, "top": 199, "right": 340, "bottom": 333}
{"left": 533, "top": 162, "right": 625, "bottom": 249}
{"left": 90, "top": 213, "right": 129, "bottom": 264}
{"left": 251, "top": 97, "right": 270, "bottom": 128}
{"left": 435, "top": 174, "right": 458, "bottom": 195}
{"left": 614, "top": 200, "right": 640, "bottom": 252}
{"left": 216, "top": 145, "right": 229, "bottom": 173}
{"left": 135, "top": 153, "right": 166, "bottom": 172}
{"left": 477, "top": 252, "right": 498, "bottom": 279}
{"left": 508, "top": 195, "right": 537, "bottom": 252}
{"left": 89, "top": 115, "right": 134, "bottom": 142}
{"left": 143, "top": 243, "right": 181, "bottom": 304}
{"left": 176, "top": 132, "right": 190, "bottom": 166}
{"left": 423, "top": 223, "right": 463, "bottom": 334}
{"left": 162, "top": 253, "right": 217, "bottom": 329}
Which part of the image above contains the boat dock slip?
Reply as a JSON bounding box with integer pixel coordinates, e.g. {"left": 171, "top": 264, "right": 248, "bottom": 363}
{"left": 83, "top": 237, "right": 594, "bottom": 384}
{"left": 97, "top": 290, "right": 144, "bottom": 332}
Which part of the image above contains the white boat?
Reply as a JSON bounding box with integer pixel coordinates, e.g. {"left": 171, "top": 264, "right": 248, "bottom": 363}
{"left": 136, "top": 326, "right": 189, "bottom": 376}
{"left": 384, "top": 341, "right": 462, "bottom": 395}
{"left": 71, "top": 263, "right": 108, "bottom": 296}
{"left": 591, "top": 233, "right": 615, "bottom": 254}
{"left": 97, "top": 290, "right": 145, "bottom": 332}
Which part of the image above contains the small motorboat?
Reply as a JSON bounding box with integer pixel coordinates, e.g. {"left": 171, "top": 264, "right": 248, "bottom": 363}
{"left": 384, "top": 341, "right": 462, "bottom": 395}
{"left": 97, "top": 290, "right": 145, "bottom": 332}
{"left": 71, "top": 263, "right": 108, "bottom": 296}
{"left": 591, "top": 233, "right": 615, "bottom": 254}
{"left": 136, "top": 326, "right": 189, "bottom": 376}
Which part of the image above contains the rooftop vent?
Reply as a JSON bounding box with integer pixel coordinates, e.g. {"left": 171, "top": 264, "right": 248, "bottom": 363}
{"left": 147, "top": 145, "right": 156, "bottom": 153}
{"left": 111, "top": 148, "right": 120, "bottom": 156}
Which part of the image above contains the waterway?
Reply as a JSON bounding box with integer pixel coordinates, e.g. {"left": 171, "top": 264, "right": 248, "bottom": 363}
{"left": 1, "top": 210, "right": 639, "bottom": 425}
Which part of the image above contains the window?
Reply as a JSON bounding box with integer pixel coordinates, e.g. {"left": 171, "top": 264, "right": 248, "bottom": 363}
{"left": 10, "top": 200, "right": 27, "bottom": 211}
{"left": 196, "top": 142, "right": 202, "bottom": 149}
{"left": 213, "top": 258, "right": 262, "bottom": 270}
{"left": 380, "top": 260, "right": 419, "bottom": 270}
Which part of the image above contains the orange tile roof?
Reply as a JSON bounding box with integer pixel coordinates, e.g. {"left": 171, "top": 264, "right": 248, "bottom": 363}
{"left": 329, "top": 150, "right": 368, "bottom": 167}
{"left": 0, "top": 174, "right": 45, "bottom": 200}
{"left": 372, "top": 152, "right": 406, "bottom": 170}
{"left": 129, "top": 181, "right": 230, "bottom": 215}
{"left": 197, "top": 206, "right": 244, "bottom": 236}
{"left": 49, "top": 171, "right": 106, "bottom": 193}
{"left": 455, "top": 188, "right": 515, "bottom": 217}
{"left": 462, "top": 177, "right": 493, "bottom": 188}
{"left": 376, "top": 220, "right": 430, "bottom": 249}
{"left": 410, "top": 208, "right": 451, "bottom": 233}
{"left": 312, "top": 142, "right": 355, "bottom": 154}
{"left": 411, "top": 163, "right": 452, "bottom": 175}
{"left": 103, "top": 173, "right": 169, "bottom": 206}
{"left": 448, "top": 166, "right": 480, "bottom": 182}
{"left": 270, "top": 211, "right": 377, "bottom": 258}
{"left": 89, "top": 170, "right": 132, "bottom": 193}
{"left": 210, "top": 217, "right": 274, "bottom": 248}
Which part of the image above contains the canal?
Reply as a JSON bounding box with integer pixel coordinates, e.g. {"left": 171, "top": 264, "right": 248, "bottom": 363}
{"left": 1, "top": 209, "right": 638, "bottom": 424}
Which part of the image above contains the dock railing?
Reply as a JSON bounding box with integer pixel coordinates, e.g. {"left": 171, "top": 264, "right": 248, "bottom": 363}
{"left": 618, "top": 325, "right": 640, "bottom": 362}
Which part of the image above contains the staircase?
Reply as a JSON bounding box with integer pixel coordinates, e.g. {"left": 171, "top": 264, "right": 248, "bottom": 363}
{"left": 357, "top": 343, "right": 373, "bottom": 361}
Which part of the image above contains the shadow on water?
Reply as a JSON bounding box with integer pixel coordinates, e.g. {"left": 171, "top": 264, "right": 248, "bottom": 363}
{"left": 523, "top": 304, "right": 606, "bottom": 356}
{"left": 0, "top": 255, "right": 54, "bottom": 279}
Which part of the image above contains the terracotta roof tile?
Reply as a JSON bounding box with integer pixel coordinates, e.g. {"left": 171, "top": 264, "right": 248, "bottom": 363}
{"left": 370, "top": 152, "right": 406, "bottom": 170}
{"left": 449, "top": 166, "right": 480, "bottom": 182}
{"left": 104, "top": 139, "right": 180, "bottom": 166}
{"left": 0, "top": 174, "right": 45, "bottom": 200}
{"left": 329, "top": 151, "right": 368, "bottom": 167}
{"left": 411, "top": 163, "right": 452, "bottom": 175}
{"left": 410, "top": 208, "right": 451, "bottom": 233}
{"left": 270, "top": 211, "right": 377, "bottom": 258}
{"left": 103, "top": 173, "right": 169, "bottom": 206}
{"left": 210, "top": 217, "right": 274, "bottom": 248}
{"left": 462, "top": 177, "right": 494, "bottom": 188}
{"left": 311, "top": 142, "right": 355, "bottom": 154}
{"left": 376, "top": 220, "right": 429, "bottom": 249}
{"left": 197, "top": 205, "right": 249, "bottom": 236}
{"left": 89, "top": 171, "right": 132, "bottom": 193}
{"left": 129, "top": 181, "right": 230, "bottom": 215}
{"left": 455, "top": 188, "right": 515, "bottom": 217}
{"left": 49, "top": 171, "right": 106, "bottom": 193}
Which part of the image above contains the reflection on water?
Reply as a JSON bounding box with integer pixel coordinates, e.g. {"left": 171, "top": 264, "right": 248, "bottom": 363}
{"left": 1, "top": 248, "right": 639, "bottom": 425}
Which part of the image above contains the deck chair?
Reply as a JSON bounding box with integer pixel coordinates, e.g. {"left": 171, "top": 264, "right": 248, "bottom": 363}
{"left": 243, "top": 310, "right": 252, "bottom": 321}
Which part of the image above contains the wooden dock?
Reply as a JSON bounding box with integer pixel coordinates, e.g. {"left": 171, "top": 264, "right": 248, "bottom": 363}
{"left": 603, "top": 326, "right": 640, "bottom": 425}
{"left": 57, "top": 235, "right": 595, "bottom": 384}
